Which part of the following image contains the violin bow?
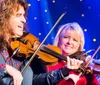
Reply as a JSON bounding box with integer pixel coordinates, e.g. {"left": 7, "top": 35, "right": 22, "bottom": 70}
{"left": 21, "top": 12, "right": 66, "bottom": 74}
{"left": 79, "top": 46, "right": 100, "bottom": 76}
{"left": 11, "top": 47, "right": 20, "bottom": 58}
{"left": 86, "top": 46, "right": 100, "bottom": 67}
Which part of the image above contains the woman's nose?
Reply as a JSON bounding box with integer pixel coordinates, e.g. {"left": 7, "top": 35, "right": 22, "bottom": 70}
{"left": 67, "top": 38, "right": 72, "bottom": 44}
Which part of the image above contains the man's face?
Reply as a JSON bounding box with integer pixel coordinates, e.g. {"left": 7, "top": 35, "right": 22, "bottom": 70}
{"left": 8, "top": 5, "right": 26, "bottom": 38}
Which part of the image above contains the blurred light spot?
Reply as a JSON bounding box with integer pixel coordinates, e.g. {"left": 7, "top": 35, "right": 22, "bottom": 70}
{"left": 80, "top": 0, "right": 82, "bottom": 2}
{"left": 82, "top": 14, "right": 84, "bottom": 17}
{"left": 52, "top": 0, "right": 55, "bottom": 3}
{"left": 37, "top": 0, "right": 40, "bottom": 1}
{"left": 28, "top": 4, "right": 31, "bottom": 7}
{"left": 38, "top": 33, "right": 41, "bottom": 35}
{"left": 51, "top": 37, "right": 54, "bottom": 39}
{"left": 45, "top": 10, "right": 48, "bottom": 12}
{"left": 88, "top": 6, "right": 91, "bottom": 9}
{"left": 93, "top": 38, "right": 96, "bottom": 42}
{"left": 83, "top": 49, "right": 85, "bottom": 51}
{"left": 46, "top": 22, "right": 49, "bottom": 24}
{"left": 34, "top": 17, "right": 37, "bottom": 20}
{"left": 84, "top": 29, "right": 87, "bottom": 32}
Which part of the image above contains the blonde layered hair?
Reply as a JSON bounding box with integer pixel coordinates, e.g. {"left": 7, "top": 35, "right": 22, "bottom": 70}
{"left": 53, "top": 22, "right": 85, "bottom": 51}
{"left": 0, "top": 0, "right": 28, "bottom": 48}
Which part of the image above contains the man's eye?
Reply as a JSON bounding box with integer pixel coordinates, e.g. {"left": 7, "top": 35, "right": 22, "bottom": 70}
{"left": 16, "top": 14, "right": 21, "bottom": 16}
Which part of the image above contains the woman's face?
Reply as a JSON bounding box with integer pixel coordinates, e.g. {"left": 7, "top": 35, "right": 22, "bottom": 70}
{"left": 59, "top": 30, "right": 80, "bottom": 56}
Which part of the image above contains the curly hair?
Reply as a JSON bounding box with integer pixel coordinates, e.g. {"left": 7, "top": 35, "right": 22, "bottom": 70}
{"left": 0, "top": 0, "right": 28, "bottom": 49}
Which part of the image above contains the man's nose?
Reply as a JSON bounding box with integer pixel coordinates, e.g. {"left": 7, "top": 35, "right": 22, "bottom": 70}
{"left": 21, "top": 16, "right": 26, "bottom": 23}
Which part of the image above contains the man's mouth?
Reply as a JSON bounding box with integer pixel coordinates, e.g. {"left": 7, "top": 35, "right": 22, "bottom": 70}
{"left": 18, "top": 25, "right": 23, "bottom": 28}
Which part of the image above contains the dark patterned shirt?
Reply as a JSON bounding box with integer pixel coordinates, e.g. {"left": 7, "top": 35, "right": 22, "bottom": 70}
{"left": 0, "top": 48, "right": 22, "bottom": 77}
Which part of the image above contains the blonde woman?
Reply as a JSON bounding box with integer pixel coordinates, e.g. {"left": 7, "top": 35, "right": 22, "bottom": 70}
{"left": 46, "top": 22, "right": 99, "bottom": 85}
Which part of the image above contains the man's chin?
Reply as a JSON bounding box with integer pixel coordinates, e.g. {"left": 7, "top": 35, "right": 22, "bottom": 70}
{"left": 15, "top": 33, "right": 23, "bottom": 38}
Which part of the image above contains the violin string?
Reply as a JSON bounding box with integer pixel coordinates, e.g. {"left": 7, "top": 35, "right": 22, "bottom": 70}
{"left": 21, "top": 12, "right": 66, "bottom": 74}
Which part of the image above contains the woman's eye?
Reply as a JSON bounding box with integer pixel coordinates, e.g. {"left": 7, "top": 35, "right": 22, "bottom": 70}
{"left": 73, "top": 39, "right": 78, "bottom": 42}
{"left": 63, "top": 36, "right": 69, "bottom": 38}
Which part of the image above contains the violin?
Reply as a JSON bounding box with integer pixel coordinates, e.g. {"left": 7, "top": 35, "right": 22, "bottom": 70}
{"left": 11, "top": 32, "right": 60, "bottom": 64}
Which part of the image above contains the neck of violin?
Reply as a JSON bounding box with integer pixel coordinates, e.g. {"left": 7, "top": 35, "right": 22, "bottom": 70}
{"left": 40, "top": 46, "right": 67, "bottom": 61}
